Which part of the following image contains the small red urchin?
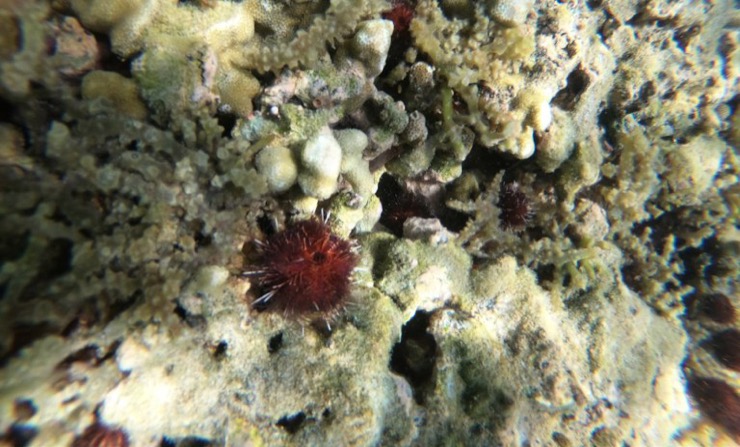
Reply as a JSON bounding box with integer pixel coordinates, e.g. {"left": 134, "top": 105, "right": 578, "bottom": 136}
{"left": 72, "top": 423, "right": 129, "bottom": 447}
{"left": 687, "top": 376, "right": 740, "bottom": 439}
{"left": 498, "top": 181, "right": 533, "bottom": 231}
{"left": 245, "top": 216, "right": 358, "bottom": 317}
{"left": 383, "top": 0, "right": 415, "bottom": 37}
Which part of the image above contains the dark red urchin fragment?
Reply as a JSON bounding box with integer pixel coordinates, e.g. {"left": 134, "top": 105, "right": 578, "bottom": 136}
{"left": 383, "top": 0, "right": 415, "bottom": 37}
{"left": 704, "top": 328, "right": 740, "bottom": 372}
{"left": 498, "top": 181, "right": 533, "bottom": 231}
{"left": 247, "top": 217, "right": 358, "bottom": 316}
{"left": 697, "top": 293, "right": 736, "bottom": 324}
{"left": 687, "top": 376, "right": 740, "bottom": 439}
{"left": 72, "top": 423, "right": 129, "bottom": 447}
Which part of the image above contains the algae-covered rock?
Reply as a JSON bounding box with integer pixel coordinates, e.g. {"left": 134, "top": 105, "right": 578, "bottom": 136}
{"left": 298, "top": 127, "right": 343, "bottom": 199}
{"left": 255, "top": 145, "right": 298, "bottom": 194}
{"left": 81, "top": 70, "right": 148, "bottom": 120}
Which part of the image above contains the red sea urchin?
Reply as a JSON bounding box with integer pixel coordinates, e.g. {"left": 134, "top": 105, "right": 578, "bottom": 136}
{"left": 498, "top": 181, "right": 533, "bottom": 231}
{"left": 687, "top": 376, "right": 740, "bottom": 439}
{"left": 245, "top": 216, "right": 358, "bottom": 317}
{"left": 72, "top": 423, "right": 129, "bottom": 447}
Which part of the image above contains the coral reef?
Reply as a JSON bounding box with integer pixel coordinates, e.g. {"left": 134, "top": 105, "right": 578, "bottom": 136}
{"left": 0, "top": 0, "right": 738, "bottom": 445}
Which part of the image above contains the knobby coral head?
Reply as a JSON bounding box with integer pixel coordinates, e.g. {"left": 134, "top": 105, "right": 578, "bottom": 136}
{"left": 246, "top": 217, "right": 358, "bottom": 317}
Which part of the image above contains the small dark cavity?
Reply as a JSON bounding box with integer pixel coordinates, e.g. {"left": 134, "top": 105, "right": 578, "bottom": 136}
{"left": 173, "top": 302, "right": 207, "bottom": 328}
{"left": 696, "top": 293, "right": 736, "bottom": 324}
{"left": 95, "top": 34, "right": 131, "bottom": 76}
{"left": 177, "top": 436, "right": 214, "bottom": 447}
{"left": 0, "top": 322, "right": 58, "bottom": 367}
{"left": 56, "top": 339, "right": 122, "bottom": 371}
{"left": 160, "top": 437, "right": 177, "bottom": 447}
{"left": 673, "top": 24, "right": 701, "bottom": 51}
{"left": 267, "top": 332, "right": 284, "bottom": 354}
{"left": 39, "top": 237, "right": 74, "bottom": 279}
{"left": 276, "top": 411, "right": 306, "bottom": 434}
{"left": 703, "top": 329, "right": 740, "bottom": 372}
{"left": 191, "top": 219, "right": 213, "bottom": 251}
{"left": 0, "top": 230, "right": 30, "bottom": 265}
{"left": 687, "top": 376, "right": 740, "bottom": 438}
{"left": 256, "top": 213, "right": 278, "bottom": 237}
{"left": 0, "top": 424, "right": 38, "bottom": 447}
{"left": 13, "top": 399, "right": 37, "bottom": 422}
{"left": 376, "top": 173, "right": 432, "bottom": 237}
{"left": 216, "top": 112, "right": 237, "bottom": 138}
{"left": 213, "top": 341, "right": 228, "bottom": 359}
{"left": 552, "top": 66, "right": 591, "bottom": 111}
{"left": 389, "top": 310, "right": 437, "bottom": 404}
{"left": 552, "top": 432, "right": 572, "bottom": 447}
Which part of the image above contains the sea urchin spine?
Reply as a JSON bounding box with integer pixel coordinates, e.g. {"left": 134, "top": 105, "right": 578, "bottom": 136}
{"left": 498, "top": 181, "right": 533, "bottom": 231}
{"left": 245, "top": 216, "right": 358, "bottom": 317}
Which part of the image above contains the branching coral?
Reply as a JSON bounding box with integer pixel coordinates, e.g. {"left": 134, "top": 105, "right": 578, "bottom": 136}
{"left": 239, "top": 0, "right": 389, "bottom": 73}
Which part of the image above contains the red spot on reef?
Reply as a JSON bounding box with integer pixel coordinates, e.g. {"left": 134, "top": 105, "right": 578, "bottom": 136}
{"left": 697, "top": 293, "right": 736, "bottom": 324}
{"left": 704, "top": 328, "right": 740, "bottom": 372}
{"left": 687, "top": 376, "right": 740, "bottom": 439}
{"left": 72, "top": 423, "right": 129, "bottom": 447}
{"left": 247, "top": 217, "right": 357, "bottom": 316}
{"left": 383, "top": 0, "right": 415, "bottom": 37}
{"left": 498, "top": 181, "right": 533, "bottom": 231}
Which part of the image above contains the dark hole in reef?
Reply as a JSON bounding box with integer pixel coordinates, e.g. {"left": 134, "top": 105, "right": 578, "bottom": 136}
{"left": 13, "top": 399, "right": 37, "bottom": 421}
{"left": 216, "top": 111, "right": 237, "bottom": 138}
{"left": 693, "top": 293, "right": 736, "bottom": 324}
{"left": 40, "top": 237, "right": 74, "bottom": 279}
{"left": 703, "top": 329, "right": 740, "bottom": 372}
{"left": 0, "top": 230, "right": 30, "bottom": 265}
{"left": 552, "top": 66, "right": 590, "bottom": 111}
{"left": 321, "top": 407, "right": 332, "bottom": 419}
{"left": 213, "top": 340, "right": 228, "bottom": 359}
{"left": 268, "top": 332, "right": 284, "bottom": 354}
{"left": 437, "top": 205, "right": 470, "bottom": 233}
{"left": 177, "top": 436, "right": 214, "bottom": 447}
{"left": 276, "top": 412, "right": 306, "bottom": 434}
{"left": 596, "top": 105, "right": 621, "bottom": 152}
{"left": 173, "top": 302, "right": 207, "bottom": 328}
{"left": 94, "top": 33, "right": 131, "bottom": 76}
{"left": 56, "top": 344, "right": 101, "bottom": 370}
{"left": 105, "top": 289, "right": 141, "bottom": 323}
{"left": 552, "top": 432, "right": 571, "bottom": 446}
{"left": 0, "top": 423, "right": 38, "bottom": 447}
{"left": 190, "top": 219, "right": 213, "bottom": 249}
{"left": 376, "top": 173, "right": 432, "bottom": 237}
{"left": 257, "top": 213, "right": 278, "bottom": 237}
{"left": 0, "top": 322, "right": 58, "bottom": 367}
{"left": 389, "top": 310, "right": 437, "bottom": 404}
{"left": 620, "top": 262, "right": 643, "bottom": 294}
{"left": 0, "top": 96, "right": 17, "bottom": 125}
{"left": 535, "top": 264, "right": 556, "bottom": 284}
{"left": 56, "top": 339, "right": 122, "bottom": 371}
{"left": 160, "top": 437, "right": 176, "bottom": 447}
{"left": 674, "top": 24, "right": 701, "bottom": 51}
